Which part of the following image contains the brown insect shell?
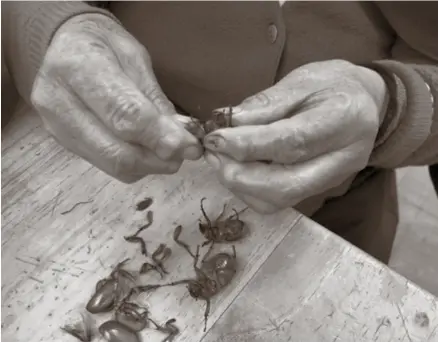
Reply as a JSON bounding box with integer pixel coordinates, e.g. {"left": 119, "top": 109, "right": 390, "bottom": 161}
{"left": 215, "top": 267, "right": 237, "bottom": 287}
{"left": 220, "top": 218, "right": 246, "bottom": 241}
{"left": 199, "top": 218, "right": 246, "bottom": 242}
{"left": 86, "top": 279, "right": 119, "bottom": 314}
{"left": 99, "top": 320, "right": 140, "bottom": 342}
{"left": 187, "top": 278, "right": 219, "bottom": 300}
{"left": 115, "top": 302, "right": 148, "bottom": 332}
{"left": 202, "top": 253, "right": 237, "bottom": 288}
{"left": 198, "top": 222, "right": 215, "bottom": 240}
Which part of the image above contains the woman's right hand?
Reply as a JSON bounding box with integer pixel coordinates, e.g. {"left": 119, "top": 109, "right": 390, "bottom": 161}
{"left": 31, "top": 13, "right": 203, "bottom": 183}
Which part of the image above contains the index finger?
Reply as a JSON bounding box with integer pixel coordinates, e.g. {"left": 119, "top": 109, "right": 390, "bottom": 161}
{"left": 213, "top": 89, "right": 326, "bottom": 127}
{"left": 203, "top": 105, "right": 351, "bottom": 164}
{"left": 59, "top": 53, "right": 200, "bottom": 161}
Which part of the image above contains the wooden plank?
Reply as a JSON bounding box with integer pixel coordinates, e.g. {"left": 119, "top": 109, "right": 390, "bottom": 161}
{"left": 3, "top": 107, "right": 437, "bottom": 342}
{"left": 1, "top": 108, "right": 304, "bottom": 342}
{"left": 202, "top": 216, "right": 438, "bottom": 342}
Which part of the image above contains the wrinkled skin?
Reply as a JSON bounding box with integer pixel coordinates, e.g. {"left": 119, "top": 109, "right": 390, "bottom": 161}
{"left": 99, "top": 321, "right": 140, "bottom": 342}
{"left": 31, "top": 13, "right": 202, "bottom": 184}
{"left": 203, "top": 59, "right": 388, "bottom": 214}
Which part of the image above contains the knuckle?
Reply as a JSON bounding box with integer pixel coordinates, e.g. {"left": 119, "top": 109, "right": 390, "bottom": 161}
{"left": 155, "top": 140, "right": 181, "bottom": 161}
{"left": 334, "top": 91, "right": 354, "bottom": 111}
{"left": 241, "top": 91, "right": 270, "bottom": 107}
{"left": 288, "top": 129, "right": 307, "bottom": 156}
{"left": 144, "top": 86, "right": 165, "bottom": 106}
{"left": 109, "top": 96, "right": 144, "bottom": 138}
{"left": 31, "top": 80, "right": 57, "bottom": 115}
{"left": 100, "top": 143, "right": 133, "bottom": 178}
{"left": 121, "top": 38, "right": 143, "bottom": 60}
{"left": 230, "top": 137, "right": 248, "bottom": 162}
{"left": 138, "top": 44, "right": 152, "bottom": 65}
{"left": 30, "top": 85, "right": 46, "bottom": 109}
{"left": 46, "top": 54, "right": 75, "bottom": 77}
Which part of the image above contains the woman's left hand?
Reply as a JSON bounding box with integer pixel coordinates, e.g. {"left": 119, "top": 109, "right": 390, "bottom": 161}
{"left": 203, "top": 60, "right": 388, "bottom": 213}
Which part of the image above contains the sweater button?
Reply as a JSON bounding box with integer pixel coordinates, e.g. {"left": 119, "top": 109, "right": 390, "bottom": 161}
{"left": 268, "top": 24, "right": 278, "bottom": 43}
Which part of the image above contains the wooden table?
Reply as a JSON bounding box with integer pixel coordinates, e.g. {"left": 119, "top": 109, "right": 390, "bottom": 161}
{"left": 2, "top": 106, "right": 438, "bottom": 342}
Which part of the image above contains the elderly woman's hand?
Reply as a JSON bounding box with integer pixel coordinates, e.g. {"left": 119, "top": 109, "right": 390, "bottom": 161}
{"left": 31, "top": 14, "right": 203, "bottom": 183}
{"left": 203, "top": 60, "right": 388, "bottom": 213}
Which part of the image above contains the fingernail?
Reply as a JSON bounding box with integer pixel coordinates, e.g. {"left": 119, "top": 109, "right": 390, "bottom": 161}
{"left": 213, "top": 106, "right": 242, "bottom": 114}
{"left": 230, "top": 106, "right": 243, "bottom": 114}
{"left": 203, "top": 135, "right": 225, "bottom": 151}
{"left": 183, "top": 145, "right": 203, "bottom": 160}
{"left": 205, "top": 153, "right": 221, "bottom": 170}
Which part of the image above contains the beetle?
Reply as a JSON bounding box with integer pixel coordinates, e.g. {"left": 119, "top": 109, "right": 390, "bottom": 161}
{"left": 169, "top": 244, "right": 237, "bottom": 332}
{"left": 198, "top": 197, "right": 248, "bottom": 261}
{"left": 203, "top": 106, "right": 233, "bottom": 134}
{"left": 141, "top": 226, "right": 238, "bottom": 332}
{"left": 99, "top": 320, "right": 140, "bottom": 342}
{"left": 86, "top": 259, "right": 137, "bottom": 314}
{"left": 199, "top": 198, "right": 248, "bottom": 245}
{"left": 182, "top": 106, "right": 233, "bottom": 140}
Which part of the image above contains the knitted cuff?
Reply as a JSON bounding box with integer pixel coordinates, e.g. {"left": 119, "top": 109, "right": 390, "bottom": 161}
{"left": 364, "top": 60, "right": 434, "bottom": 168}
{"left": 2, "top": 1, "right": 118, "bottom": 104}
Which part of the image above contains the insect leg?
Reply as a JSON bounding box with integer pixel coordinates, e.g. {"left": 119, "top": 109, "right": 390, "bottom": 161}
{"left": 140, "top": 262, "right": 163, "bottom": 278}
{"left": 215, "top": 203, "right": 228, "bottom": 221}
{"left": 230, "top": 206, "right": 249, "bottom": 220}
{"left": 200, "top": 197, "right": 212, "bottom": 228}
{"left": 194, "top": 245, "right": 201, "bottom": 269}
{"left": 201, "top": 241, "right": 215, "bottom": 263}
{"left": 133, "top": 210, "right": 154, "bottom": 236}
{"left": 162, "top": 320, "right": 179, "bottom": 342}
{"left": 203, "top": 298, "right": 211, "bottom": 332}
{"left": 173, "top": 225, "right": 196, "bottom": 258}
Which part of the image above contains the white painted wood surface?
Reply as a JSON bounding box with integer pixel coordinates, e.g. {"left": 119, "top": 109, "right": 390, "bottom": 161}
{"left": 2, "top": 106, "right": 438, "bottom": 342}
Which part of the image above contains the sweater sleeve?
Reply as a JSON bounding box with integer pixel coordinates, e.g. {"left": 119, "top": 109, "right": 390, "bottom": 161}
{"left": 1, "top": 1, "right": 116, "bottom": 106}
{"left": 366, "top": 2, "right": 438, "bottom": 168}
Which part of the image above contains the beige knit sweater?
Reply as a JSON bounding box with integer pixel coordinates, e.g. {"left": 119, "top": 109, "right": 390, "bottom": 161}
{"left": 2, "top": 1, "right": 437, "bottom": 169}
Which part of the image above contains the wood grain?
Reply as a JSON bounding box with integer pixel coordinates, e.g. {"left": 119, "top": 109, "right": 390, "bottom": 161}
{"left": 2, "top": 106, "right": 437, "bottom": 342}
{"left": 1, "top": 106, "right": 302, "bottom": 342}
{"left": 202, "top": 217, "right": 438, "bottom": 342}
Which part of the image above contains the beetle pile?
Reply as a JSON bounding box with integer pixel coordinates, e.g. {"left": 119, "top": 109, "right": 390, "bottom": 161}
{"left": 61, "top": 195, "right": 248, "bottom": 342}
